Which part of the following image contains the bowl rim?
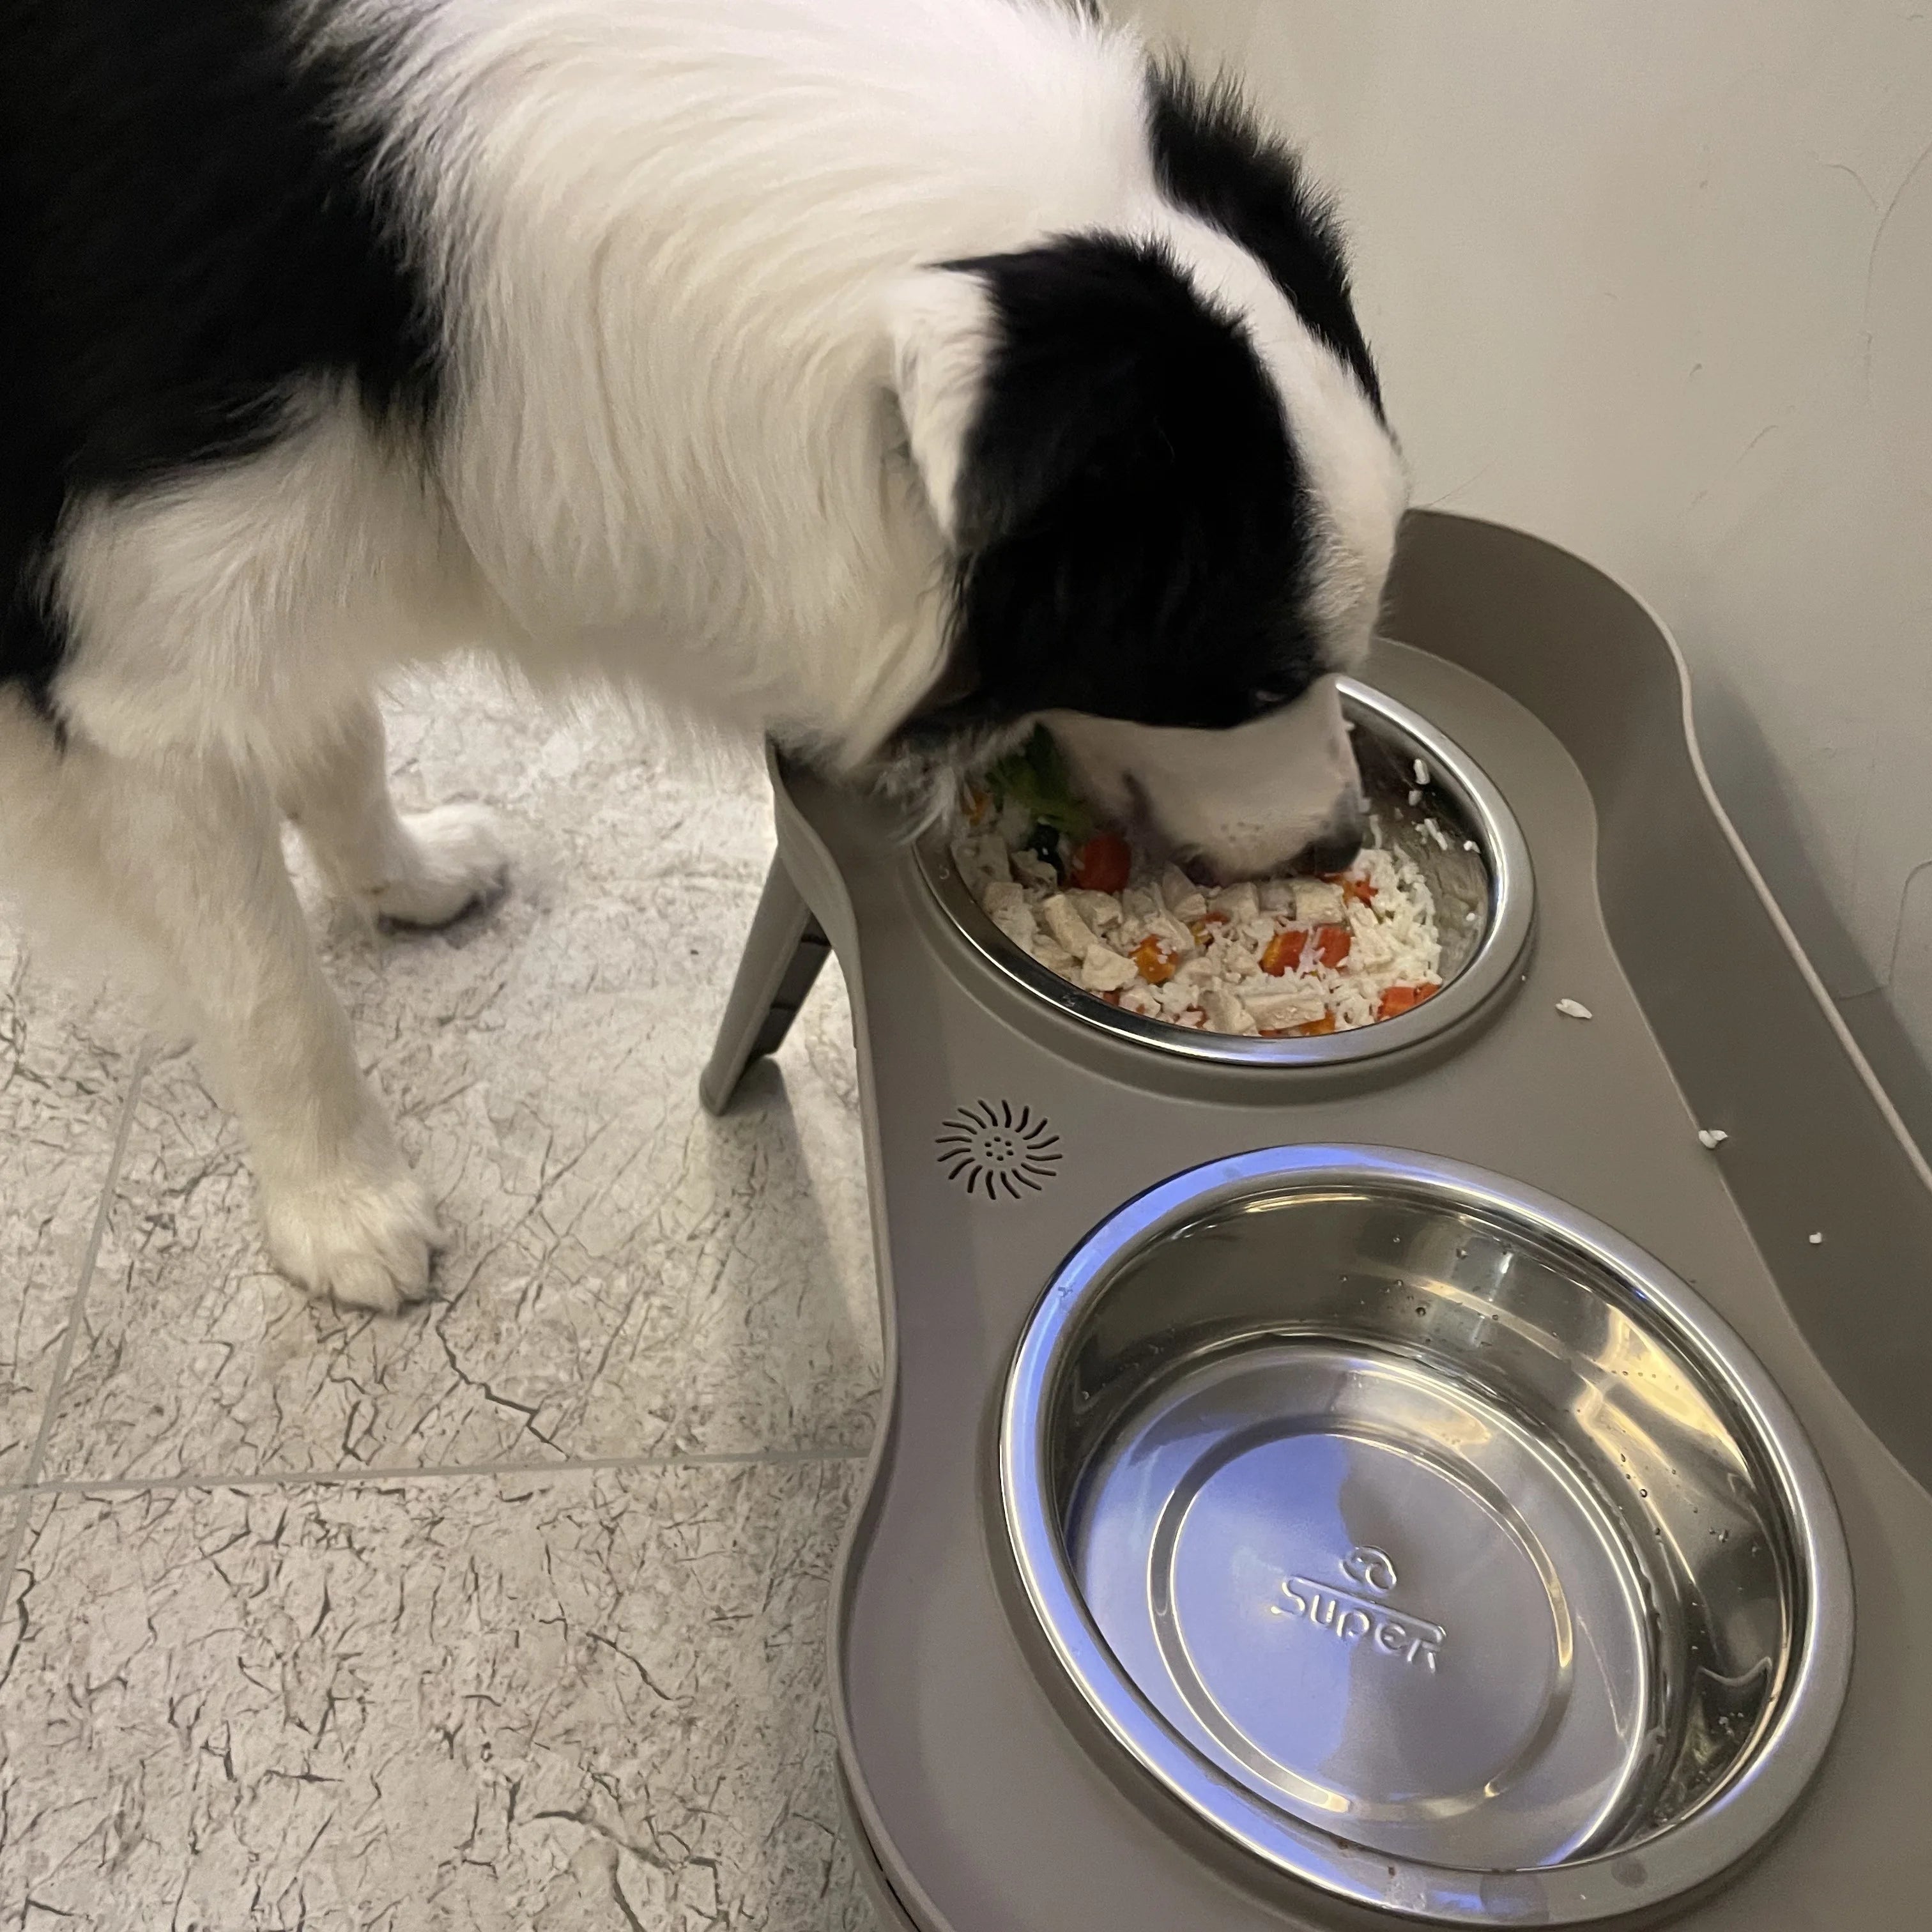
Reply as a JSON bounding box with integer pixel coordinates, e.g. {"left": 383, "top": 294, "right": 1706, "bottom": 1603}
{"left": 917, "top": 677, "right": 1535, "bottom": 1067}
{"left": 999, "top": 1145, "right": 1855, "bottom": 1925}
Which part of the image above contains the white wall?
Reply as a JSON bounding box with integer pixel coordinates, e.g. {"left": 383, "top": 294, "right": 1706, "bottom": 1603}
{"left": 1119, "top": 0, "right": 1932, "bottom": 1128}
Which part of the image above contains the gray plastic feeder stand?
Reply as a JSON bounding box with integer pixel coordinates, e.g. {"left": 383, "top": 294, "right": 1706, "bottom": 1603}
{"left": 701, "top": 511, "right": 1932, "bottom": 1932}
{"left": 698, "top": 860, "right": 829, "bottom": 1116}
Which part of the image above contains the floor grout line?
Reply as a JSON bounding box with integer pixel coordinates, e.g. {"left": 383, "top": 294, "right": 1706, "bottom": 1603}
{"left": 0, "top": 1038, "right": 151, "bottom": 1611}
{"left": 8, "top": 1442, "right": 871, "bottom": 1500}
{"left": 0, "top": 1489, "right": 27, "bottom": 1643}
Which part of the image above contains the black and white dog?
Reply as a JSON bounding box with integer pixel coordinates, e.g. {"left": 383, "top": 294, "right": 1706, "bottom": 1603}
{"left": 0, "top": 0, "right": 1406, "bottom": 1310}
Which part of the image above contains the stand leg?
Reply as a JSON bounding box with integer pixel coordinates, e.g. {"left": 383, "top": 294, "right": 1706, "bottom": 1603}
{"left": 700, "top": 857, "right": 831, "bottom": 1115}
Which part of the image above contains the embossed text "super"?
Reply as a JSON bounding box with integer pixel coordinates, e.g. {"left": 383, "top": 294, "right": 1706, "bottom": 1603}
{"left": 1280, "top": 1576, "right": 1447, "bottom": 1671}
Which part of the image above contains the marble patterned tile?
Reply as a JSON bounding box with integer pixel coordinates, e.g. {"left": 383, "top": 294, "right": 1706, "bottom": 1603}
{"left": 38, "top": 666, "right": 880, "bottom": 1482}
{"left": 0, "top": 931, "right": 142, "bottom": 1484}
{"left": 0, "top": 1461, "right": 874, "bottom": 1931}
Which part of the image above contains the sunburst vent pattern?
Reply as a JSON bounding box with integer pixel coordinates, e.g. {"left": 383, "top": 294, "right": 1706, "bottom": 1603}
{"left": 935, "top": 1100, "right": 1062, "bottom": 1199}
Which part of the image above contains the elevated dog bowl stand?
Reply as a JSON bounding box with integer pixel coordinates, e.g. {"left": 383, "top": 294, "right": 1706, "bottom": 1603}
{"left": 701, "top": 512, "right": 1932, "bottom": 1931}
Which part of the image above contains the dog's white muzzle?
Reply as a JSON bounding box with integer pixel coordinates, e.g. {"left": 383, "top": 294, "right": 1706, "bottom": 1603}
{"left": 1043, "top": 677, "right": 1365, "bottom": 881}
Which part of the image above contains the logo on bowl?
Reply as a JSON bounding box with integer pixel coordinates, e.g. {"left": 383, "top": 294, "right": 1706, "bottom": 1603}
{"left": 1278, "top": 1545, "right": 1446, "bottom": 1671}
{"left": 1339, "top": 1544, "right": 1400, "bottom": 1593}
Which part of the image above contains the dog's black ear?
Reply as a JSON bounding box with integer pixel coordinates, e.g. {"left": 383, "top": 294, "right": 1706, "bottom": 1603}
{"left": 887, "top": 236, "right": 1285, "bottom": 559}
{"left": 905, "top": 234, "right": 1319, "bottom": 732}
{"left": 945, "top": 235, "right": 1290, "bottom": 557}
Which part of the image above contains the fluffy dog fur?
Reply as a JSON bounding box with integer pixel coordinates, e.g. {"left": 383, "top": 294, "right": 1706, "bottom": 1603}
{"left": 0, "top": 0, "right": 1405, "bottom": 1310}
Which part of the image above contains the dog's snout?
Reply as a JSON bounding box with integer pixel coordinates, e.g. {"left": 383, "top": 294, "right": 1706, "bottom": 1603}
{"left": 1294, "top": 799, "right": 1368, "bottom": 877}
{"left": 1043, "top": 682, "right": 1371, "bottom": 887}
{"left": 1296, "top": 831, "right": 1363, "bottom": 877}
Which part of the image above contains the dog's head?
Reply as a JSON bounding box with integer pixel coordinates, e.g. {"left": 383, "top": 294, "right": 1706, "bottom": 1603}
{"left": 879, "top": 67, "right": 1406, "bottom": 879}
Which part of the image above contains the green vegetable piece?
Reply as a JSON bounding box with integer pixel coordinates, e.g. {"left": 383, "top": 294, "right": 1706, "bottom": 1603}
{"left": 982, "top": 725, "right": 1092, "bottom": 840}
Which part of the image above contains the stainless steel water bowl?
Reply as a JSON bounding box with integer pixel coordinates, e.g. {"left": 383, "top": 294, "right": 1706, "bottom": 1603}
{"left": 921, "top": 678, "right": 1533, "bottom": 1066}
{"left": 1001, "top": 1149, "right": 1852, "bottom": 1925}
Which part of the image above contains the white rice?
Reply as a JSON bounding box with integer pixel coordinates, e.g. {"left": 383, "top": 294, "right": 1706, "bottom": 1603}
{"left": 953, "top": 817, "right": 1444, "bottom": 1038}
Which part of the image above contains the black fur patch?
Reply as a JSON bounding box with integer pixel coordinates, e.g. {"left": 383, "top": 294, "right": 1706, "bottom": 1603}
{"left": 0, "top": 0, "right": 441, "bottom": 702}
{"left": 1147, "top": 58, "right": 1383, "bottom": 417}
{"left": 906, "top": 234, "right": 1321, "bottom": 742}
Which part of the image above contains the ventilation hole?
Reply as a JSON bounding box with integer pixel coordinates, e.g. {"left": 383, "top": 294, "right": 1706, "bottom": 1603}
{"left": 935, "top": 1099, "right": 1062, "bottom": 1198}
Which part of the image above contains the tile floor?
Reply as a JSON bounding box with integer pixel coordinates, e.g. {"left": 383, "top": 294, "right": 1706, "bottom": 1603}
{"left": 0, "top": 664, "right": 882, "bottom": 1930}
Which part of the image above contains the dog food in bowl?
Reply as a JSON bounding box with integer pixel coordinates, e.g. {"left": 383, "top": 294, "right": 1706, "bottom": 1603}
{"left": 950, "top": 726, "right": 1443, "bottom": 1039}
{"left": 921, "top": 678, "right": 1533, "bottom": 1066}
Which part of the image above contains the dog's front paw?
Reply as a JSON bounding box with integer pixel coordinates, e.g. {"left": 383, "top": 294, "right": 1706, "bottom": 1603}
{"left": 261, "top": 1153, "right": 443, "bottom": 1315}
{"left": 367, "top": 803, "right": 509, "bottom": 929}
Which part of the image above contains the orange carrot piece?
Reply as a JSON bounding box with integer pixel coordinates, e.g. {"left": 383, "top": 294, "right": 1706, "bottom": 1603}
{"left": 1260, "top": 928, "right": 1307, "bottom": 976}
{"left": 1314, "top": 926, "right": 1353, "bottom": 970}
{"left": 1132, "top": 937, "right": 1179, "bottom": 985}
{"left": 1376, "top": 983, "right": 1436, "bottom": 1020}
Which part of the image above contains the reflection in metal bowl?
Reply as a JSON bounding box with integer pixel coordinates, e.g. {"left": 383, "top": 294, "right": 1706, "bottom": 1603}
{"left": 1002, "top": 1147, "right": 1852, "bottom": 1924}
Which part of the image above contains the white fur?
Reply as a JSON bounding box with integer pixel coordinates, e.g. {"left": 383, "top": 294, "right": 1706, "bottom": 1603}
{"left": 0, "top": 692, "right": 478, "bottom": 1311}
{"left": 5, "top": 0, "right": 1404, "bottom": 1310}
{"left": 887, "top": 270, "right": 1000, "bottom": 546}
{"left": 331, "top": 0, "right": 1163, "bottom": 765}
{"left": 54, "top": 381, "right": 486, "bottom": 772}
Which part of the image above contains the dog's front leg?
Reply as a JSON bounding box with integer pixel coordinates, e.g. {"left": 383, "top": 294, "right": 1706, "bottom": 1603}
{"left": 20, "top": 720, "right": 441, "bottom": 1312}
{"left": 279, "top": 696, "right": 507, "bottom": 930}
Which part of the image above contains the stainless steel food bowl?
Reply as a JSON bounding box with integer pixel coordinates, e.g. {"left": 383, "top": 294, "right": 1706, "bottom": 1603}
{"left": 920, "top": 678, "right": 1534, "bottom": 1066}
{"left": 1001, "top": 1147, "right": 1853, "bottom": 1924}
